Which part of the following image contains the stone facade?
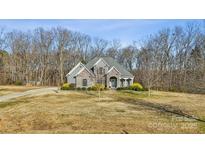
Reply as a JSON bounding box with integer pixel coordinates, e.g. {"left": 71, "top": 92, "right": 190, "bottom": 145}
{"left": 106, "top": 67, "right": 121, "bottom": 88}
{"left": 75, "top": 68, "right": 94, "bottom": 88}
{"left": 66, "top": 57, "right": 134, "bottom": 88}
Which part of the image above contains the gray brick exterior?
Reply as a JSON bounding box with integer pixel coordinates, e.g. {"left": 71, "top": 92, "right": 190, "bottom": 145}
{"left": 66, "top": 57, "right": 134, "bottom": 88}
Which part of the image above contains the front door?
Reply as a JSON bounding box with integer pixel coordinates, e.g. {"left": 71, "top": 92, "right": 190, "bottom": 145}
{"left": 110, "top": 77, "right": 117, "bottom": 88}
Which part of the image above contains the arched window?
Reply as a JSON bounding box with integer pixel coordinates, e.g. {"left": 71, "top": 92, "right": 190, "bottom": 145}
{"left": 82, "top": 79, "right": 87, "bottom": 86}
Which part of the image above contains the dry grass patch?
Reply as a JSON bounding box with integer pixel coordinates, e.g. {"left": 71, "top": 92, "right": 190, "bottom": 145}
{"left": 0, "top": 85, "right": 40, "bottom": 96}
{"left": 0, "top": 90, "right": 204, "bottom": 133}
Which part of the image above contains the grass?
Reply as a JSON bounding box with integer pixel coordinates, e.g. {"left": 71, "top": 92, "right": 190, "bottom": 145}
{"left": 0, "top": 85, "right": 39, "bottom": 96}
{"left": 0, "top": 87, "right": 205, "bottom": 133}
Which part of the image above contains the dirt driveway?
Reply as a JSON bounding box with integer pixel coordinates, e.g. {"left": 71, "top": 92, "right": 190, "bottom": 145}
{"left": 0, "top": 87, "right": 58, "bottom": 102}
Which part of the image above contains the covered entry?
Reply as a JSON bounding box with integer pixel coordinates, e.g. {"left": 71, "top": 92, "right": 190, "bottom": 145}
{"left": 109, "top": 76, "right": 117, "bottom": 88}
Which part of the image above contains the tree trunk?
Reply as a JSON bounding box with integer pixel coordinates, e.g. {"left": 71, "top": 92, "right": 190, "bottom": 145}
{"left": 60, "top": 48, "right": 64, "bottom": 85}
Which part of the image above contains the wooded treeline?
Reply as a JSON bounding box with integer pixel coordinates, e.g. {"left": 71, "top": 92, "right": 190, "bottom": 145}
{"left": 0, "top": 23, "right": 205, "bottom": 93}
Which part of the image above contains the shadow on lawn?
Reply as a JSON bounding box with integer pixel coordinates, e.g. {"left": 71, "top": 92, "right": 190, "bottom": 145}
{"left": 117, "top": 96, "right": 205, "bottom": 123}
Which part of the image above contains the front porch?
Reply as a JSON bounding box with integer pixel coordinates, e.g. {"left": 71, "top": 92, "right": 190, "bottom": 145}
{"left": 107, "top": 76, "right": 133, "bottom": 89}
{"left": 120, "top": 78, "right": 133, "bottom": 87}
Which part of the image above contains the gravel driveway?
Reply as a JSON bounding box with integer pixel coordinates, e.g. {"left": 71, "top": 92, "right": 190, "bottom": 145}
{"left": 0, "top": 87, "right": 58, "bottom": 102}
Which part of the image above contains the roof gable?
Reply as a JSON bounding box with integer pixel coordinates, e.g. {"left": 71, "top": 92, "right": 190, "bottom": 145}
{"left": 102, "top": 57, "right": 134, "bottom": 77}
{"left": 107, "top": 66, "right": 121, "bottom": 74}
{"left": 71, "top": 56, "right": 134, "bottom": 78}
{"left": 93, "top": 58, "right": 110, "bottom": 67}
{"left": 75, "top": 66, "right": 95, "bottom": 77}
{"left": 66, "top": 62, "right": 94, "bottom": 77}
{"left": 85, "top": 57, "right": 99, "bottom": 69}
{"left": 66, "top": 62, "right": 84, "bottom": 76}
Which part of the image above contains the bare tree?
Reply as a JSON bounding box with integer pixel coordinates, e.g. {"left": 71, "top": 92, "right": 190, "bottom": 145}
{"left": 32, "top": 28, "right": 54, "bottom": 85}
{"left": 53, "top": 27, "right": 70, "bottom": 85}
{"left": 91, "top": 38, "right": 108, "bottom": 57}
{"left": 0, "top": 22, "right": 204, "bottom": 94}
{"left": 119, "top": 44, "right": 137, "bottom": 71}
{"left": 106, "top": 39, "right": 121, "bottom": 59}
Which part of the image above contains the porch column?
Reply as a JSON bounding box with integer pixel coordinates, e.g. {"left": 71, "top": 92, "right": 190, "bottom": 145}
{"left": 106, "top": 75, "right": 110, "bottom": 88}
{"left": 117, "top": 77, "right": 120, "bottom": 88}
{"left": 130, "top": 78, "right": 134, "bottom": 85}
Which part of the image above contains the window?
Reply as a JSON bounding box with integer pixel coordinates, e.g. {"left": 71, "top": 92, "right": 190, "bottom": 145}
{"left": 127, "top": 79, "right": 131, "bottom": 87}
{"left": 82, "top": 79, "right": 87, "bottom": 86}
{"left": 99, "top": 67, "right": 103, "bottom": 74}
{"left": 121, "top": 80, "right": 124, "bottom": 87}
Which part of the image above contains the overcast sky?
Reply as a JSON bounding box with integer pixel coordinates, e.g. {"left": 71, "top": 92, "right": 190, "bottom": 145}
{"left": 0, "top": 19, "right": 203, "bottom": 46}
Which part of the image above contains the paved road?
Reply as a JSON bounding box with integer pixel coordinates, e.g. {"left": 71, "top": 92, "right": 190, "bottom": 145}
{"left": 0, "top": 87, "right": 58, "bottom": 102}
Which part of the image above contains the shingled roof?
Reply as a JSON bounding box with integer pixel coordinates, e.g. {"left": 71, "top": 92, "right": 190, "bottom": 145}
{"left": 85, "top": 56, "right": 134, "bottom": 78}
